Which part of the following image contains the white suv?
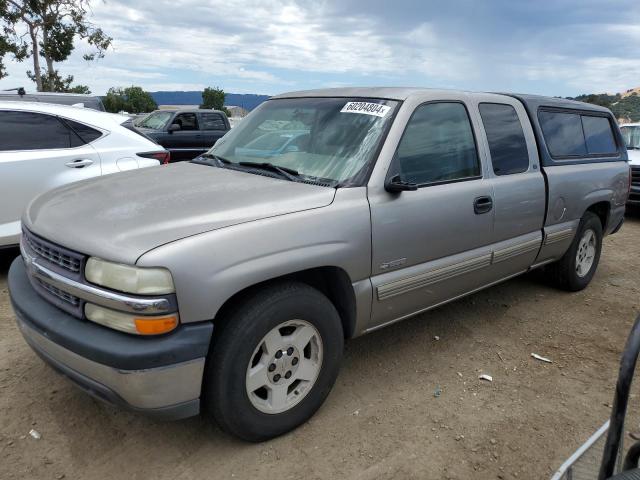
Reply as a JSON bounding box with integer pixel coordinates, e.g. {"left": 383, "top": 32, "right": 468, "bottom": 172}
{"left": 0, "top": 102, "right": 168, "bottom": 247}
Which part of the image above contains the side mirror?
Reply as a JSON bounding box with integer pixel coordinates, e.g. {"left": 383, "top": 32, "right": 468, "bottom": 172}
{"left": 385, "top": 174, "right": 418, "bottom": 193}
{"left": 167, "top": 123, "right": 181, "bottom": 133}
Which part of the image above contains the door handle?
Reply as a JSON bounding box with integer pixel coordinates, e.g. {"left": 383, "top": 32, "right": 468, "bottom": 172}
{"left": 474, "top": 196, "right": 493, "bottom": 214}
{"left": 65, "top": 159, "right": 94, "bottom": 168}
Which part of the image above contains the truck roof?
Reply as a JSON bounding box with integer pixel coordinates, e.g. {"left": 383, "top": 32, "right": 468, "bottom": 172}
{"left": 272, "top": 87, "right": 610, "bottom": 114}
{"left": 272, "top": 87, "right": 464, "bottom": 101}
{"left": 505, "top": 93, "right": 611, "bottom": 114}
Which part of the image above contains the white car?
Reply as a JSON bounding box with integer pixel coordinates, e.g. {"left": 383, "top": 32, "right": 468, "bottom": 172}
{"left": 620, "top": 123, "right": 640, "bottom": 206}
{"left": 0, "top": 102, "right": 168, "bottom": 247}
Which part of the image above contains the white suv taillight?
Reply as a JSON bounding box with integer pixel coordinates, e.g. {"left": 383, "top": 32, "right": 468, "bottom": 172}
{"left": 138, "top": 151, "right": 170, "bottom": 165}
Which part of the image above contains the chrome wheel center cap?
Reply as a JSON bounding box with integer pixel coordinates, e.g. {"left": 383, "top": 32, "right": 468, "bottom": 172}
{"left": 267, "top": 346, "right": 300, "bottom": 384}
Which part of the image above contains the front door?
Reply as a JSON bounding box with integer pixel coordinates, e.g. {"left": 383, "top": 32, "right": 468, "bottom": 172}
{"left": 368, "top": 101, "right": 495, "bottom": 329}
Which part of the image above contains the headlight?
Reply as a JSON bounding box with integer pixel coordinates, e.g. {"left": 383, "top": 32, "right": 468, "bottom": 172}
{"left": 85, "top": 304, "right": 178, "bottom": 335}
{"left": 85, "top": 257, "right": 175, "bottom": 295}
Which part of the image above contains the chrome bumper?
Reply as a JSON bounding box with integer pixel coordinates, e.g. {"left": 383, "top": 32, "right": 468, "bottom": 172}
{"left": 9, "top": 257, "right": 213, "bottom": 420}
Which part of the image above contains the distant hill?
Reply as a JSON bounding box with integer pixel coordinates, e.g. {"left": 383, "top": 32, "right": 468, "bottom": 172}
{"left": 150, "top": 91, "right": 269, "bottom": 111}
{"left": 621, "top": 87, "right": 640, "bottom": 98}
{"left": 569, "top": 87, "right": 640, "bottom": 122}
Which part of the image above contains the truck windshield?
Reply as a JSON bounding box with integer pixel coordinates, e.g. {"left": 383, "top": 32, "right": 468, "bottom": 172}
{"left": 137, "top": 111, "right": 172, "bottom": 129}
{"left": 621, "top": 125, "right": 640, "bottom": 149}
{"left": 205, "top": 97, "right": 397, "bottom": 185}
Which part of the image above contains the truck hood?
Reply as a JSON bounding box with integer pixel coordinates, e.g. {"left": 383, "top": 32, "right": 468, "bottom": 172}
{"left": 628, "top": 149, "right": 640, "bottom": 166}
{"left": 24, "top": 162, "right": 336, "bottom": 264}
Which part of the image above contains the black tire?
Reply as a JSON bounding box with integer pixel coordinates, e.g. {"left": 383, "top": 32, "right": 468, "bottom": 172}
{"left": 547, "top": 211, "right": 603, "bottom": 291}
{"left": 204, "top": 282, "right": 344, "bottom": 442}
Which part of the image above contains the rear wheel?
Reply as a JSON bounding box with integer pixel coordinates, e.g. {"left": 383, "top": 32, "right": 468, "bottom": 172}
{"left": 204, "top": 282, "right": 344, "bottom": 442}
{"left": 547, "top": 211, "right": 603, "bottom": 291}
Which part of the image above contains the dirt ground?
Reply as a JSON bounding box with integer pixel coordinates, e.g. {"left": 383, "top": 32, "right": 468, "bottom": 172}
{"left": 1, "top": 215, "right": 640, "bottom": 480}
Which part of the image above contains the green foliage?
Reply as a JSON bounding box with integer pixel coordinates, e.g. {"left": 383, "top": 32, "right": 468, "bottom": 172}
{"left": 0, "top": 1, "right": 28, "bottom": 79}
{"left": 67, "top": 84, "right": 91, "bottom": 94}
{"left": 42, "top": 21, "right": 76, "bottom": 63}
{"left": 0, "top": 0, "right": 112, "bottom": 91}
{"left": 200, "top": 86, "right": 230, "bottom": 116}
{"left": 611, "top": 94, "right": 640, "bottom": 123}
{"left": 569, "top": 91, "right": 640, "bottom": 122}
{"left": 27, "top": 69, "right": 90, "bottom": 93}
{"left": 571, "top": 93, "right": 621, "bottom": 108}
{"left": 103, "top": 86, "right": 158, "bottom": 114}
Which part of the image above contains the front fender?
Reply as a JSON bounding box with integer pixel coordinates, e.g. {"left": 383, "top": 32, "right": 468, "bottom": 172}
{"left": 137, "top": 188, "right": 372, "bottom": 323}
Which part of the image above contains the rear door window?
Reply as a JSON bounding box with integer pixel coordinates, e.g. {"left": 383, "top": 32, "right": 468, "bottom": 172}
{"left": 581, "top": 115, "right": 616, "bottom": 154}
{"left": 199, "top": 112, "right": 226, "bottom": 130}
{"left": 0, "top": 111, "right": 73, "bottom": 151}
{"left": 479, "top": 103, "right": 529, "bottom": 175}
{"left": 395, "top": 102, "right": 480, "bottom": 185}
{"left": 538, "top": 111, "right": 587, "bottom": 157}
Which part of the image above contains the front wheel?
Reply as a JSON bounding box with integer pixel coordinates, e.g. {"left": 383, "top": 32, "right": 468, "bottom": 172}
{"left": 204, "top": 282, "right": 344, "bottom": 442}
{"left": 547, "top": 211, "right": 603, "bottom": 291}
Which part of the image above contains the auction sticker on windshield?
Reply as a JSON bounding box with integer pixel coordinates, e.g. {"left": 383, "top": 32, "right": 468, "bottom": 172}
{"left": 340, "top": 102, "right": 391, "bottom": 117}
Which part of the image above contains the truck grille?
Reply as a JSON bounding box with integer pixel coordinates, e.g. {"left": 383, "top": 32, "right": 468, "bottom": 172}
{"left": 632, "top": 166, "right": 640, "bottom": 186}
{"left": 22, "top": 228, "right": 83, "bottom": 274}
{"left": 35, "top": 278, "right": 80, "bottom": 307}
{"left": 22, "top": 228, "right": 86, "bottom": 318}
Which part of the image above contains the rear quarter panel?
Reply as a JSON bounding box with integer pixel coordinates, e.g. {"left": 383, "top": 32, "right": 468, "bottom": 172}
{"left": 536, "top": 161, "right": 629, "bottom": 264}
{"left": 97, "top": 124, "right": 163, "bottom": 174}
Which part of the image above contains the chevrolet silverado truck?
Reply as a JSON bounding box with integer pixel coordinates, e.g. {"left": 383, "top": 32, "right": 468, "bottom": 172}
{"left": 8, "top": 88, "right": 630, "bottom": 442}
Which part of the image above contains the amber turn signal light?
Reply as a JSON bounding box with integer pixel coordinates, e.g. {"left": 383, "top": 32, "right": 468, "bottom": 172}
{"left": 134, "top": 315, "right": 179, "bottom": 335}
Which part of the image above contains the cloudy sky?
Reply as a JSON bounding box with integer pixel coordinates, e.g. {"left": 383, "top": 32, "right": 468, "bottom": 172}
{"left": 1, "top": 0, "right": 639, "bottom": 96}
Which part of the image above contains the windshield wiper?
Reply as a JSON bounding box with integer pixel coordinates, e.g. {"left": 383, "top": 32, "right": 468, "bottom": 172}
{"left": 194, "top": 156, "right": 306, "bottom": 183}
{"left": 238, "top": 161, "right": 301, "bottom": 182}
{"left": 195, "top": 153, "right": 232, "bottom": 167}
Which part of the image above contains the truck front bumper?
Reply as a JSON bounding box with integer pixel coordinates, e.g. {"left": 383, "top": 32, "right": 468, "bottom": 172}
{"left": 8, "top": 257, "right": 213, "bottom": 420}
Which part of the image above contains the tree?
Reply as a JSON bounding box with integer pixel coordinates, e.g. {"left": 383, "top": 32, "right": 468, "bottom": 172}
{"left": 0, "top": 2, "right": 28, "bottom": 80}
{"left": 201, "top": 86, "right": 231, "bottom": 116}
{"left": 29, "top": 71, "right": 91, "bottom": 93}
{"left": 570, "top": 91, "right": 640, "bottom": 122}
{"left": 0, "top": 0, "right": 112, "bottom": 92}
{"left": 103, "top": 86, "right": 157, "bottom": 114}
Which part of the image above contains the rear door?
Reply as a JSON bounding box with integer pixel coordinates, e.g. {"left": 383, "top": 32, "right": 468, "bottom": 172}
{"left": 368, "top": 99, "right": 496, "bottom": 328}
{"left": 473, "top": 96, "right": 546, "bottom": 275}
{"left": 0, "top": 110, "right": 102, "bottom": 243}
{"left": 165, "top": 112, "right": 204, "bottom": 161}
{"left": 198, "top": 111, "right": 228, "bottom": 150}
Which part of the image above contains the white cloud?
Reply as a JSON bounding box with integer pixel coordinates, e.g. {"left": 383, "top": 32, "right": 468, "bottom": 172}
{"left": 0, "top": 0, "right": 639, "bottom": 96}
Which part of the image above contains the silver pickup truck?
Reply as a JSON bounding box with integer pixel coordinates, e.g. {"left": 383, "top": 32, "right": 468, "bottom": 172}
{"left": 8, "top": 88, "right": 630, "bottom": 441}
